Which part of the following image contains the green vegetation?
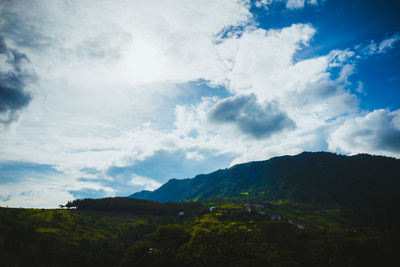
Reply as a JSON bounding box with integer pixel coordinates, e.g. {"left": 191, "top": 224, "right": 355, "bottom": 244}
{"left": 65, "top": 197, "right": 205, "bottom": 217}
{"left": 2, "top": 152, "right": 400, "bottom": 266}
{"left": 1, "top": 197, "right": 399, "bottom": 266}
{"left": 130, "top": 152, "right": 400, "bottom": 224}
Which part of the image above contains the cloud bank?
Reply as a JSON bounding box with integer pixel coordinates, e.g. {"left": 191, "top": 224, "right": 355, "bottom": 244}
{"left": 329, "top": 109, "right": 400, "bottom": 156}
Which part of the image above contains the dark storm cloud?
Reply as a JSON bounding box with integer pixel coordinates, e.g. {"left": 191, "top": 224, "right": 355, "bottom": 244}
{"left": 209, "top": 94, "right": 295, "bottom": 139}
{"left": 0, "top": 35, "right": 33, "bottom": 124}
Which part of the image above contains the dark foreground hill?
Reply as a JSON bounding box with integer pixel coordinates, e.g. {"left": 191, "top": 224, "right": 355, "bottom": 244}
{"left": 130, "top": 152, "right": 400, "bottom": 220}
{"left": 2, "top": 204, "right": 399, "bottom": 267}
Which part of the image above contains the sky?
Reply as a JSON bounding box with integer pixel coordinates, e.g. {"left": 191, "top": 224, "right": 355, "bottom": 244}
{"left": 0, "top": 0, "right": 399, "bottom": 208}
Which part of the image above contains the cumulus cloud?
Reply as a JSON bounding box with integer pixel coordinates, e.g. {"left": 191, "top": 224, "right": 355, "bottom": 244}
{"left": 169, "top": 37, "right": 360, "bottom": 165}
{"left": 0, "top": 36, "right": 33, "bottom": 124}
{"left": 0, "top": 0, "right": 386, "bottom": 207}
{"left": 329, "top": 109, "right": 400, "bottom": 156}
{"left": 287, "top": 78, "right": 358, "bottom": 120}
{"left": 209, "top": 94, "right": 295, "bottom": 138}
{"left": 217, "top": 23, "right": 316, "bottom": 100}
{"left": 0, "top": 0, "right": 250, "bottom": 167}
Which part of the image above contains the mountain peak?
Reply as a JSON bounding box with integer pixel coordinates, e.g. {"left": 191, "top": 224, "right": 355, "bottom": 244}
{"left": 129, "top": 152, "right": 400, "bottom": 214}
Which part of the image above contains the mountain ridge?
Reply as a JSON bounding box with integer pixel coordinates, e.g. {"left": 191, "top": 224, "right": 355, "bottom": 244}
{"left": 129, "top": 151, "right": 400, "bottom": 219}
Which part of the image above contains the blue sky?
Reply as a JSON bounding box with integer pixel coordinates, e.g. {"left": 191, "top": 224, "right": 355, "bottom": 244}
{"left": 0, "top": 0, "right": 399, "bottom": 207}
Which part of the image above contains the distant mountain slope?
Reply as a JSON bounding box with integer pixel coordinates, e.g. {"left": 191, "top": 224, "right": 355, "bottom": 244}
{"left": 129, "top": 152, "right": 400, "bottom": 217}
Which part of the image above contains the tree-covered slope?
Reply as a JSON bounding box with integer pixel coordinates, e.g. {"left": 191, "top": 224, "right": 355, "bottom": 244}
{"left": 2, "top": 204, "right": 399, "bottom": 267}
{"left": 130, "top": 152, "right": 400, "bottom": 219}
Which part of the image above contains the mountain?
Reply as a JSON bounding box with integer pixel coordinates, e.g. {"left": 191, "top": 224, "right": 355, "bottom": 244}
{"left": 130, "top": 152, "right": 400, "bottom": 218}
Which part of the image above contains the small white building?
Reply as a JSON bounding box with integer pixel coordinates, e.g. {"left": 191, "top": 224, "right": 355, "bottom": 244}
{"left": 178, "top": 211, "right": 185, "bottom": 216}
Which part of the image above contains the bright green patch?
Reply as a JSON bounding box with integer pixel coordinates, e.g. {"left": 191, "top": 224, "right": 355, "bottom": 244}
{"left": 36, "top": 227, "right": 60, "bottom": 233}
{"left": 219, "top": 203, "right": 242, "bottom": 209}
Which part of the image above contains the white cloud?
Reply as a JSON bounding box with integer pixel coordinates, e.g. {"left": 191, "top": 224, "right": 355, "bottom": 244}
{"left": 0, "top": 170, "right": 115, "bottom": 208}
{"left": 129, "top": 176, "right": 162, "bottom": 191}
{"left": 363, "top": 41, "right": 378, "bottom": 55}
{"left": 0, "top": 0, "right": 394, "bottom": 208}
{"left": 0, "top": 0, "right": 251, "bottom": 175}
{"left": 286, "top": 0, "right": 305, "bottom": 9}
{"left": 359, "top": 33, "right": 400, "bottom": 56}
{"left": 186, "top": 151, "right": 205, "bottom": 161}
{"left": 307, "top": 0, "right": 319, "bottom": 5}
{"left": 160, "top": 22, "right": 362, "bottom": 166}
{"left": 255, "top": 0, "right": 319, "bottom": 10}
{"left": 327, "top": 49, "right": 355, "bottom": 67}
{"left": 378, "top": 33, "right": 400, "bottom": 53}
{"left": 356, "top": 81, "right": 364, "bottom": 94}
{"left": 328, "top": 109, "right": 400, "bottom": 157}
{"left": 336, "top": 64, "right": 355, "bottom": 85}
{"left": 217, "top": 24, "right": 316, "bottom": 100}
{"left": 0, "top": 4, "right": 348, "bottom": 178}
{"left": 0, "top": 0, "right": 254, "bottom": 118}
{"left": 255, "top": 0, "right": 274, "bottom": 9}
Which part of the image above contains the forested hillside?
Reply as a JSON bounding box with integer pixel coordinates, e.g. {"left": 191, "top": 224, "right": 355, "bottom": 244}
{"left": 2, "top": 152, "right": 400, "bottom": 266}
{"left": 130, "top": 152, "right": 400, "bottom": 221}
{"left": 1, "top": 199, "right": 399, "bottom": 267}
